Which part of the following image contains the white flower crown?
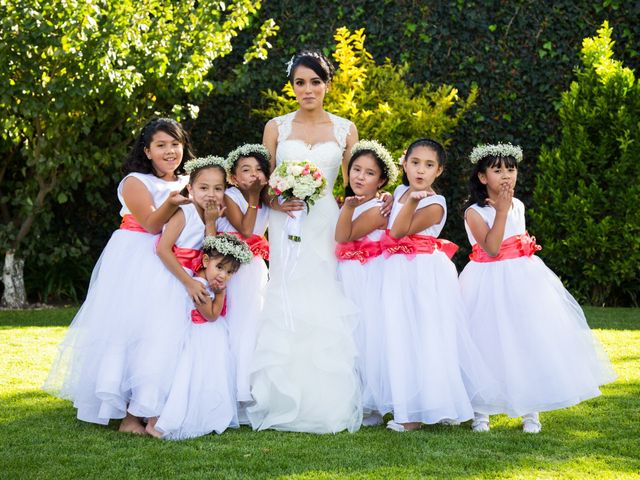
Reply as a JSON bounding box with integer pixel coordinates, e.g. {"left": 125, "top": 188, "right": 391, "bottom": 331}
{"left": 469, "top": 143, "right": 523, "bottom": 164}
{"left": 226, "top": 144, "right": 270, "bottom": 170}
{"left": 184, "top": 155, "right": 228, "bottom": 175}
{"left": 351, "top": 139, "right": 399, "bottom": 184}
{"left": 203, "top": 234, "right": 252, "bottom": 265}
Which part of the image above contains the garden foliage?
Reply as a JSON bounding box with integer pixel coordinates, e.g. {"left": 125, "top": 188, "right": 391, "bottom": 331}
{"left": 530, "top": 22, "right": 640, "bottom": 306}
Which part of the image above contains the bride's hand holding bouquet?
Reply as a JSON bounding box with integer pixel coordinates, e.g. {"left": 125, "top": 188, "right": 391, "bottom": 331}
{"left": 268, "top": 160, "right": 326, "bottom": 241}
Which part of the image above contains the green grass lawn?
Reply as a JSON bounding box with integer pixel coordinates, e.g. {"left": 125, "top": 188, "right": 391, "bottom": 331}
{"left": 1, "top": 306, "right": 639, "bottom": 479}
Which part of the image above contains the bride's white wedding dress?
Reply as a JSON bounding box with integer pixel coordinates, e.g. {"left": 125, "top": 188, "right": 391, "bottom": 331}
{"left": 247, "top": 111, "right": 362, "bottom": 433}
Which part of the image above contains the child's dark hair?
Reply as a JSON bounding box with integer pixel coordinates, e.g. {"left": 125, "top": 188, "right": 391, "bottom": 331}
{"left": 464, "top": 154, "right": 519, "bottom": 208}
{"left": 287, "top": 50, "right": 335, "bottom": 84}
{"left": 401, "top": 138, "right": 446, "bottom": 186}
{"left": 345, "top": 149, "right": 391, "bottom": 197}
{"left": 229, "top": 152, "right": 270, "bottom": 182}
{"left": 123, "top": 118, "right": 195, "bottom": 177}
{"left": 185, "top": 156, "right": 228, "bottom": 186}
{"left": 204, "top": 251, "right": 241, "bottom": 275}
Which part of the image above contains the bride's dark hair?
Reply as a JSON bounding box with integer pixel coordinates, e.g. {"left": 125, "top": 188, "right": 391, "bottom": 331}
{"left": 287, "top": 50, "right": 335, "bottom": 84}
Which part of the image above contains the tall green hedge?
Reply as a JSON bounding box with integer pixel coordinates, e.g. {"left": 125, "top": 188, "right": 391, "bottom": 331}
{"left": 25, "top": 1, "right": 640, "bottom": 304}
{"left": 530, "top": 22, "right": 640, "bottom": 306}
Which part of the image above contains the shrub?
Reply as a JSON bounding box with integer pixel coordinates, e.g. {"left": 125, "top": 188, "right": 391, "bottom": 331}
{"left": 254, "top": 27, "right": 477, "bottom": 196}
{"left": 530, "top": 21, "right": 640, "bottom": 306}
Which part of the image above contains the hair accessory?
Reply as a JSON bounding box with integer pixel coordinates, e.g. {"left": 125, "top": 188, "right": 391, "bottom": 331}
{"left": 351, "top": 140, "right": 399, "bottom": 184}
{"left": 285, "top": 55, "right": 295, "bottom": 77}
{"left": 184, "top": 155, "right": 228, "bottom": 175}
{"left": 469, "top": 143, "right": 523, "bottom": 164}
{"left": 226, "top": 144, "right": 270, "bottom": 169}
{"left": 203, "top": 233, "right": 252, "bottom": 264}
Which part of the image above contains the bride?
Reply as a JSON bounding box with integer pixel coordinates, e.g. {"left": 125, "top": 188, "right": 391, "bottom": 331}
{"left": 247, "top": 50, "right": 363, "bottom": 433}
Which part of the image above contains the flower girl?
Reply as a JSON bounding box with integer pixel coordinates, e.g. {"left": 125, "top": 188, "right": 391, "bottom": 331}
{"left": 335, "top": 140, "right": 397, "bottom": 426}
{"left": 459, "top": 142, "right": 617, "bottom": 433}
{"left": 148, "top": 234, "right": 252, "bottom": 440}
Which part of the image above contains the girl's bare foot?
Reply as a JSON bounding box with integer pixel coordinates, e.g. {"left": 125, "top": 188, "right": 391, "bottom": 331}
{"left": 145, "top": 417, "right": 163, "bottom": 438}
{"left": 401, "top": 421, "right": 422, "bottom": 431}
{"left": 119, "top": 413, "right": 146, "bottom": 435}
{"left": 387, "top": 420, "right": 422, "bottom": 432}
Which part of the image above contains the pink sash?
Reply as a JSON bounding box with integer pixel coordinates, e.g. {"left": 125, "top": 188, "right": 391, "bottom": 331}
{"left": 470, "top": 232, "right": 541, "bottom": 262}
{"left": 191, "top": 296, "right": 227, "bottom": 324}
{"left": 119, "top": 214, "right": 148, "bottom": 233}
{"left": 172, "top": 245, "right": 204, "bottom": 273}
{"left": 227, "top": 232, "right": 270, "bottom": 261}
{"left": 335, "top": 239, "right": 382, "bottom": 264}
{"left": 380, "top": 230, "right": 458, "bottom": 260}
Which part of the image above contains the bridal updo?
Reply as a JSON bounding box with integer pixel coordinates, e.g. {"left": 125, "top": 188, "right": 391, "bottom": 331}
{"left": 286, "top": 50, "right": 335, "bottom": 84}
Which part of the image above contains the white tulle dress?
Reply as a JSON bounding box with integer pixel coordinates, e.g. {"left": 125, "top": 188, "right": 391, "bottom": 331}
{"left": 458, "top": 199, "right": 617, "bottom": 416}
{"left": 247, "top": 111, "right": 362, "bottom": 433}
{"left": 335, "top": 198, "right": 388, "bottom": 420}
{"left": 216, "top": 187, "right": 269, "bottom": 407}
{"left": 155, "top": 277, "right": 237, "bottom": 440}
{"left": 45, "top": 172, "right": 189, "bottom": 424}
{"left": 379, "top": 186, "right": 501, "bottom": 424}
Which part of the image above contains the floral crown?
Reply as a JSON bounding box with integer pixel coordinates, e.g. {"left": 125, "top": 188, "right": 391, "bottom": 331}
{"left": 184, "top": 155, "right": 228, "bottom": 175}
{"left": 469, "top": 143, "right": 523, "bottom": 164}
{"left": 226, "top": 144, "right": 270, "bottom": 170}
{"left": 203, "top": 234, "right": 252, "bottom": 265}
{"left": 351, "top": 140, "right": 399, "bottom": 184}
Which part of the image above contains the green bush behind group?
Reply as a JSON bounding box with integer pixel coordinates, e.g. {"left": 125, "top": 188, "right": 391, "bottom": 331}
{"left": 2, "top": 1, "right": 639, "bottom": 306}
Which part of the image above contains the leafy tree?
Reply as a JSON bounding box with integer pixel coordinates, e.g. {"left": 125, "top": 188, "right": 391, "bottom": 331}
{"left": 0, "top": 0, "right": 277, "bottom": 307}
{"left": 530, "top": 21, "right": 640, "bottom": 306}
{"left": 255, "top": 27, "right": 476, "bottom": 195}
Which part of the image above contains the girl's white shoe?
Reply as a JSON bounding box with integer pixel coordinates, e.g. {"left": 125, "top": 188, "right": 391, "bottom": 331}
{"left": 386, "top": 420, "right": 406, "bottom": 432}
{"left": 522, "top": 413, "right": 542, "bottom": 434}
{"left": 472, "top": 413, "right": 490, "bottom": 432}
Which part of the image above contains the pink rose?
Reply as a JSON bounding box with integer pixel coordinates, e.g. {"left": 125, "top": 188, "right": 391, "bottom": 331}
{"left": 313, "top": 171, "right": 322, "bottom": 180}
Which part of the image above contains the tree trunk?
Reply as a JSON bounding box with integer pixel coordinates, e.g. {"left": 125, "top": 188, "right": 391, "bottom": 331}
{"left": 2, "top": 249, "right": 27, "bottom": 308}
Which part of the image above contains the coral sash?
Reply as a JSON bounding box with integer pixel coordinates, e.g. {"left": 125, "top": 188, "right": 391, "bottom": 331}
{"left": 380, "top": 230, "right": 458, "bottom": 260}
{"left": 227, "top": 232, "right": 270, "bottom": 261}
{"left": 119, "top": 214, "right": 148, "bottom": 233}
{"left": 470, "top": 232, "right": 541, "bottom": 262}
{"left": 191, "top": 296, "right": 227, "bottom": 324}
{"left": 335, "top": 239, "right": 383, "bottom": 264}
{"left": 172, "top": 245, "right": 204, "bottom": 273}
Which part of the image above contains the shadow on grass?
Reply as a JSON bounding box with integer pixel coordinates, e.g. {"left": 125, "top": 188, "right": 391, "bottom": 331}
{"left": 2, "top": 381, "right": 639, "bottom": 479}
{"left": 0, "top": 307, "right": 77, "bottom": 328}
{"left": 584, "top": 306, "right": 640, "bottom": 330}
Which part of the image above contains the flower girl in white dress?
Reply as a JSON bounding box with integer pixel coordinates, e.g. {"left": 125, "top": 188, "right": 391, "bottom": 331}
{"left": 216, "top": 144, "right": 270, "bottom": 421}
{"left": 380, "top": 139, "right": 500, "bottom": 432}
{"left": 459, "top": 143, "right": 616, "bottom": 433}
{"left": 335, "top": 140, "right": 397, "bottom": 427}
{"left": 148, "top": 234, "right": 252, "bottom": 440}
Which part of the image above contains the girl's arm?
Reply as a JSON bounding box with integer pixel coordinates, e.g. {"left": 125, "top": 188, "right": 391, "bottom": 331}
{"left": 204, "top": 199, "right": 225, "bottom": 237}
{"left": 263, "top": 119, "right": 278, "bottom": 173}
{"left": 121, "top": 177, "right": 190, "bottom": 234}
{"left": 390, "top": 192, "right": 444, "bottom": 238}
{"left": 341, "top": 123, "right": 359, "bottom": 188}
{"left": 194, "top": 290, "right": 225, "bottom": 322}
{"left": 156, "top": 210, "right": 209, "bottom": 305}
{"left": 335, "top": 198, "right": 387, "bottom": 242}
{"left": 224, "top": 195, "right": 259, "bottom": 238}
{"left": 465, "top": 184, "right": 512, "bottom": 256}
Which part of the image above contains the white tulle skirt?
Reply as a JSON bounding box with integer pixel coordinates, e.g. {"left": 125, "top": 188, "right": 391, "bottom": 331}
{"left": 337, "top": 256, "right": 388, "bottom": 418}
{"left": 225, "top": 256, "right": 268, "bottom": 404}
{"left": 459, "top": 255, "right": 617, "bottom": 417}
{"left": 247, "top": 198, "right": 362, "bottom": 433}
{"left": 45, "top": 230, "right": 189, "bottom": 424}
{"left": 155, "top": 317, "right": 237, "bottom": 440}
{"left": 380, "top": 252, "right": 502, "bottom": 424}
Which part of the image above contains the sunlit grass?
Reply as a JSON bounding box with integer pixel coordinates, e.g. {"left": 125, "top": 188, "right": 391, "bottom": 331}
{"left": 1, "top": 307, "right": 638, "bottom": 479}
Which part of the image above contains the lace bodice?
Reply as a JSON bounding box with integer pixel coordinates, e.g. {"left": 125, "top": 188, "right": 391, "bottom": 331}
{"left": 273, "top": 111, "right": 353, "bottom": 191}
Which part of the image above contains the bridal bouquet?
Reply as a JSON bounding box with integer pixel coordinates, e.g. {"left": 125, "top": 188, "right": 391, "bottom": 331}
{"left": 269, "top": 160, "right": 326, "bottom": 241}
